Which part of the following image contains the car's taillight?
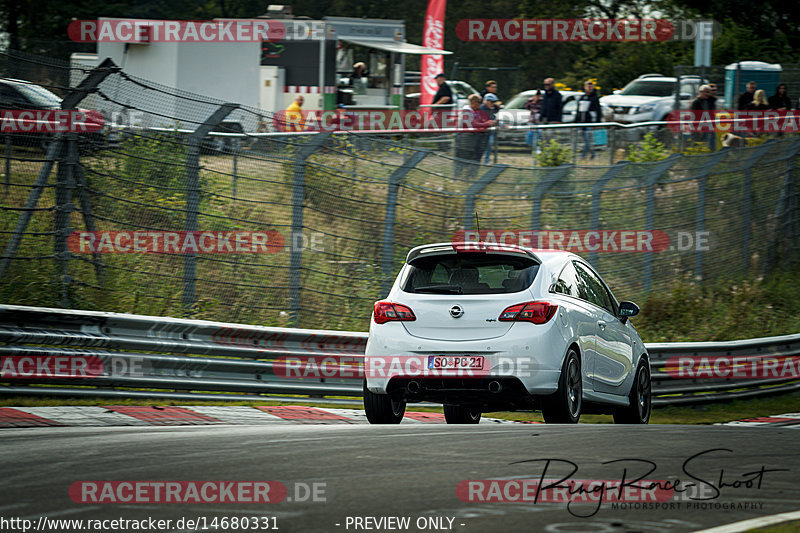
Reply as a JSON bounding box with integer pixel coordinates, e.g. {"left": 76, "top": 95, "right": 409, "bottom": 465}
{"left": 373, "top": 301, "right": 416, "bottom": 324}
{"left": 499, "top": 301, "right": 557, "bottom": 324}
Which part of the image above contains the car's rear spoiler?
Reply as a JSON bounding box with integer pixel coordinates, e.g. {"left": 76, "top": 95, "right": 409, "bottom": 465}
{"left": 406, "top": 242, "right": 543, "bottom": 265}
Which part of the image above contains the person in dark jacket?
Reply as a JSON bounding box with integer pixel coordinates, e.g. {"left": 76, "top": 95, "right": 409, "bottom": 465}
{"left": 768, "top": 84, "right": 792, "bottom": 110}
{"left": 575, "top": 80, "right": 601, "bottom": 159}
{"left": 738, "top": 81, "right": 757, "bottom": 110}
{"left": 690, "top": 85, "right": 716, "bottom": 111}
{"left": 540, "top": 78, "right": 562, "bottom": 124}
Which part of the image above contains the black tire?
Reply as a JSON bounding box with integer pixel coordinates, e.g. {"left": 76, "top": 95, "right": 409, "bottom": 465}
{"left": 443, "top": 404, "right": 481, "bottom": 424}
{"left": 541, "top": 349, "right": 582, "bottom": 424}
{"left": 363, "top": 380, "right": 405, "bottom": 424}
{"left": 613, "top": 359, "right": 651, "bottom": 424}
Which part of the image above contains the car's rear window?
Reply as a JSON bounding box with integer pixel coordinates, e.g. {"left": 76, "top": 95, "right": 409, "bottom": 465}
{"left": 402, "top": 253, "right": 539, "bottom": 295}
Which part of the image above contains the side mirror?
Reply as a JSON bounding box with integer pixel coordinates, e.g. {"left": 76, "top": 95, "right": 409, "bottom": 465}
{"left": 613, "top": 89, "right": 621, "bottom": 95}
{"left": 679, "top": 93, "right": 692, "bottom": 100}
{"left": 618, "top": 301, "right": 639, "bottom": 323}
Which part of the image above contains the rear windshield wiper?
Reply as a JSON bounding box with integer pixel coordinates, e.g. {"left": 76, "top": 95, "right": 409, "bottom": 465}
{"left": 413, "top": 284, "right": 463, "bottom": 294}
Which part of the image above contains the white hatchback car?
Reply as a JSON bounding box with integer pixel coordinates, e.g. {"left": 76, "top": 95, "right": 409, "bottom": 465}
{"left": 364, "top": 243, "right": 650, "bottom": 425}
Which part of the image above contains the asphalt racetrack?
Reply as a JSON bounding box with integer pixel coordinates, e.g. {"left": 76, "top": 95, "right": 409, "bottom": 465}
{"left": 2, "top": 424, "right": 799, "bottom": 533}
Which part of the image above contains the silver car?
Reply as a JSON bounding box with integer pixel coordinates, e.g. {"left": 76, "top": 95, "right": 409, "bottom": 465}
{"left": 364, "top": 243, "right": 651, "bottom": 425}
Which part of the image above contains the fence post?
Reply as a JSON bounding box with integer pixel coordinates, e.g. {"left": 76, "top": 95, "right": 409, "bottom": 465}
{"left": 73, "top": 161, "right": 106, "bottom": 285}
{"left": 607, "top": 126, "right": 616, "bottom": 165}
{"left": 53, "top": 135, "right": 77, "bottom": 307}
{"left": 693, "top": 150, "right": 729, "bottom": 281}
{"left": 530, "top": 165, "right": 573, "bottom": 231}
{"left": 4, "top": 134, "right": 10, "bottom": 193}
{"left": 0, "top": 58, "right": 117, "bottom": 283}
{"left": 642, "top": 154, "right": 681, "bottom": 292}
{"left": 380, "top": 150, "right": 430, "bottom": 296}
{"left": 737, "top": 142, "right": 773, "bottom": 271}
{"left": 288, "top": 132, "right": 333, "bottom": 325}
{"left": 463, "top": 165, "right": 507, "bottom": 230}
{"left": 588, "top": 161, "right": 629, "bottom": 269}
{"left": 182, "top": 103, "right": 238, "bottom": 311}
{"left": 767, "top": 139, "right": 800, "bottom": 269}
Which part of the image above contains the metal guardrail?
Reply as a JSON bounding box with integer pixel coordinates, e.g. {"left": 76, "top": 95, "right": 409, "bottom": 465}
{"left": 1, "top": 304, "right": 798, "bottom": 407}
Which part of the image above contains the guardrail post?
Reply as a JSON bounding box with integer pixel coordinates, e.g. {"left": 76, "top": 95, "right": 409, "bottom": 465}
{"left": 693, "top": 150, "right": 729, "bottom": 281}
{"left": 530, "top": 164, "right": 572, "bottom": 231}
{"left": 380, "top": 150, "right": 430, "bottom": 296}
{"left": 642, "top": 154, "right": 681, "bottom": 292}
{"left": 463, "top": 165, "right": 507, "bottom": 230}
{"left": 588, "top": 161, "right": 629, "bottom": 269}
{"left": 183, "top": 103, "right": 238, "bottom": 311}
{"left": 0, "top": 59, "right": 118, "bottom": 284}
{"left": 288, "top": 132, "right": 333, "bottom": 325}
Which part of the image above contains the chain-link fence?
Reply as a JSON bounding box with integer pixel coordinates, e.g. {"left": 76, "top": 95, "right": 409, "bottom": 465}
{"left": 1, "top": 51, "right": 798, "bottom": 331}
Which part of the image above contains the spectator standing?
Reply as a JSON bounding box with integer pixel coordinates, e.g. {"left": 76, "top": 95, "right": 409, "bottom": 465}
{"left": 480, "top": 80, "right": 498, "bottom": 99}
{"left": 738, "top": 81, "right": 757, "bottom": 110}
{"left": 747, "top": 89, "right": 769, "bottom": 110}
{"left": 285, "top": 95, "right": 305, "bottom": 131}
{"left": 524, "top": 90, "right": 543, "bottom": 152}
{"left": 768, "top": 84, "right": 792, "bottom": 110}
{"left": 432, "top": 73, "right": 453, "bottom": 106}
{"left": 540, "top": 77, "right": 563, "bottom": 124}
{"left": 690, "top": 85, "right": 716, "bottom": 150}
{"left": 350, "top": 62, "right": 367, "bottom": 94}
{"left": 574, "top": 80, "right": 601, "bottom": 159}
{"left": 690, "top": 85, "right": 716, "bottom": 111}
{"left": 707, "top": 83, "right": 720, "bottom": 109}
{"left": 455, "top": 94, "right": 493, "bottom": 178}
{"left": 480, "top": 93, "right": 501, "bottom": 164}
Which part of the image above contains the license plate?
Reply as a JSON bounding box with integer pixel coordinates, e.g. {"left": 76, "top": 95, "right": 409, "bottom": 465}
{"left": 427, "top": 355, "right": 485, "bottom": 370}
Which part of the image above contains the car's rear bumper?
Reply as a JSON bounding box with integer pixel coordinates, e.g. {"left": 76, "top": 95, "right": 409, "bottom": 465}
{"left": 364, "top": 322, "right": 565, "bottom": 397}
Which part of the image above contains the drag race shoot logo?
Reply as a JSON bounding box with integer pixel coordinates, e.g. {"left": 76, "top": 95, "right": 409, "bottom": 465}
{"left": 0, "top": 109, "right": 104, "bottom": 133}
{"left": 666, "top": 110, "right": 800, "bottom": 133}
{"left": 666, "top": 355, "right": 800, "bottom": 379}
{"left": 458, "top": 479, "right": 674, "bottom": 505}
{"left": 68, "top": 231, "right": 284, "bottom": 254}
{"left": 456, "top": 19, "right": 718, "bottom": 42}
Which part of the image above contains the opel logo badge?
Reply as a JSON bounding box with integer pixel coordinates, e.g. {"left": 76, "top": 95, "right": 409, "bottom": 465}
{"left": 450, "top": 305, "right": 464, "bottom": 318}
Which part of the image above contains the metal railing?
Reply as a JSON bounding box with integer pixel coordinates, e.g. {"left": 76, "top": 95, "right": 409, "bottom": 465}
{"left": 1, "top": 304, "right": 798, "bottom": 407}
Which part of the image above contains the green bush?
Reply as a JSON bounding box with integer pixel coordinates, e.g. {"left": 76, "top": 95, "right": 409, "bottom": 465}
{"left": 537, "top": 139, "right": 573, "bottom": 166}
{"left": 627, "top": 132, "right": 669, "bottom": 162}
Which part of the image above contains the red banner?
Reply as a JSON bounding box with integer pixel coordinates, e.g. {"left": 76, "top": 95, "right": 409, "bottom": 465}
{"left": 420, "top": 0, "right": 447, "bottom": 107}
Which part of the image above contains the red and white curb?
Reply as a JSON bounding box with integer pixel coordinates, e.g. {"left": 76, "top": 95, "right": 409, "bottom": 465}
{"left": 717, "top": 413, "right": 800, "bottom": 428}
{"left": 0, "top": 406, "right": 529, "bottom": 428}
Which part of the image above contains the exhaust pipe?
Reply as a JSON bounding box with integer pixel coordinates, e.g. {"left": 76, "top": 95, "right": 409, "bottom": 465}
{"left": 407, "top": 380, "right": 421, "bottom": 394}
{"left": 488, "top": 381, "right": 502, "bottom": 393}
